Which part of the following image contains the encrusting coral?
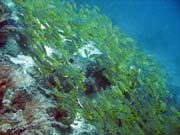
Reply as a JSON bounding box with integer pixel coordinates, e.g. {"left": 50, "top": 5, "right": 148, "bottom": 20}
{"left": 0, "top": 57, "right": 72, "bottom": 134}
{"left": 0, "top": 2, "right": 17, "bottom": 47}
{"left": 0, "top": 65, "right": 14, "bottom": 109}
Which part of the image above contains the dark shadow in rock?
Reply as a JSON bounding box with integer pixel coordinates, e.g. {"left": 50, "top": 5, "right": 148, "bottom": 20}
{"left": 49, "top": 107, "right": 76, "bottom": 126}
{"left": 0, "top": 2, "right": 18, "bottom": 48}
{"left": 11, "top": 90, "right": 32, "bottom": 110}
{"left": 48, "top": 70, "right": 74, "bottom": 93}
{"left": 85, "top": 62, "right": 111, "bottom": 95}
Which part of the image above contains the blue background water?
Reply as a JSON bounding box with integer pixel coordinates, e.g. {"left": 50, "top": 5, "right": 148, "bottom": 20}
{"left": 76, "top": 0, "right": 180, "bottom": 87}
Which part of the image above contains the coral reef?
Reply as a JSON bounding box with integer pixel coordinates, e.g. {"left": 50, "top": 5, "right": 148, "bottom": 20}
{"left": 0, "top": 56, "right": 69, "bottom": 135}
{"left": 0, "top": 0, "right": 179, "bottom": 135}
{"left": 0, "top": 65, "right": 13, "bottom": 109}
{"left": 12, "top": 0, "right": 180, "bottom": 134}
{"left": 0, "top": 2, "right": 17, "bottom": 47}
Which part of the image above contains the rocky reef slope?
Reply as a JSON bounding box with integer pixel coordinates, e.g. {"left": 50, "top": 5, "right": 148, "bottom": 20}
{"left": 0, "top": 0, "right": 179, "bottom": 135}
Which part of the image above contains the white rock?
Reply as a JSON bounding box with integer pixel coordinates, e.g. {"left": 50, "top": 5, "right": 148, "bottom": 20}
{"left": 1, "top": 123, "right": 11, "bottom": 132}
{"left": 8, "top": 55, "right": 35, "bottom": 88}
{"left": 45, "top": 46, "right": 53, "bottom": 56}
{"left": 9, "top": 55, "right": 35, "bottom": 70}
{"left": 78, "top": 42, "right": 102, "bottom": 58}
{"left": 70, "top": 113, "right": 97, "bottom": 135}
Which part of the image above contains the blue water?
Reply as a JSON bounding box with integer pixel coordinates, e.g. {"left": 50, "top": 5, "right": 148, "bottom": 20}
{"left": 76, "top": 0, "right": 180, "bottom": 87}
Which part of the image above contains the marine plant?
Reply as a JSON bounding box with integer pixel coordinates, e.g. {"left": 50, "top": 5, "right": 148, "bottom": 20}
{"left": 11, "top": 0, "right": 180, "bottom": 134}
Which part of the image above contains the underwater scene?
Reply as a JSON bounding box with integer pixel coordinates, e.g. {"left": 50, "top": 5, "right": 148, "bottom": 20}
{"left": 0, "top": 0, "right": 179, "bottom": 134}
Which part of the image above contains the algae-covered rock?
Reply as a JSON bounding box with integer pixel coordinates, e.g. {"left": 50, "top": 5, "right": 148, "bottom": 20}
{"left": 0, "top": 2, "right": 17, "bottom": 47}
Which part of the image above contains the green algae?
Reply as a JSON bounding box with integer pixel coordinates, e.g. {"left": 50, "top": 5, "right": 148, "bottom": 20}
{"left": 12, "top": 0, "right": 180, "bottom": 134}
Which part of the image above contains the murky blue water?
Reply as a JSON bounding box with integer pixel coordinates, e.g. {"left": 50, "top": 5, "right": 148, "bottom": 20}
{"left": 76, "top": 0, "right": 180, "bottom": 88}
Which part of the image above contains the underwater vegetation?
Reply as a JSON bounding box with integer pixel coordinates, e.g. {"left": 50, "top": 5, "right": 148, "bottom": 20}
{"left": 4, "top": 0, "right": 180, "bottom": 134}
